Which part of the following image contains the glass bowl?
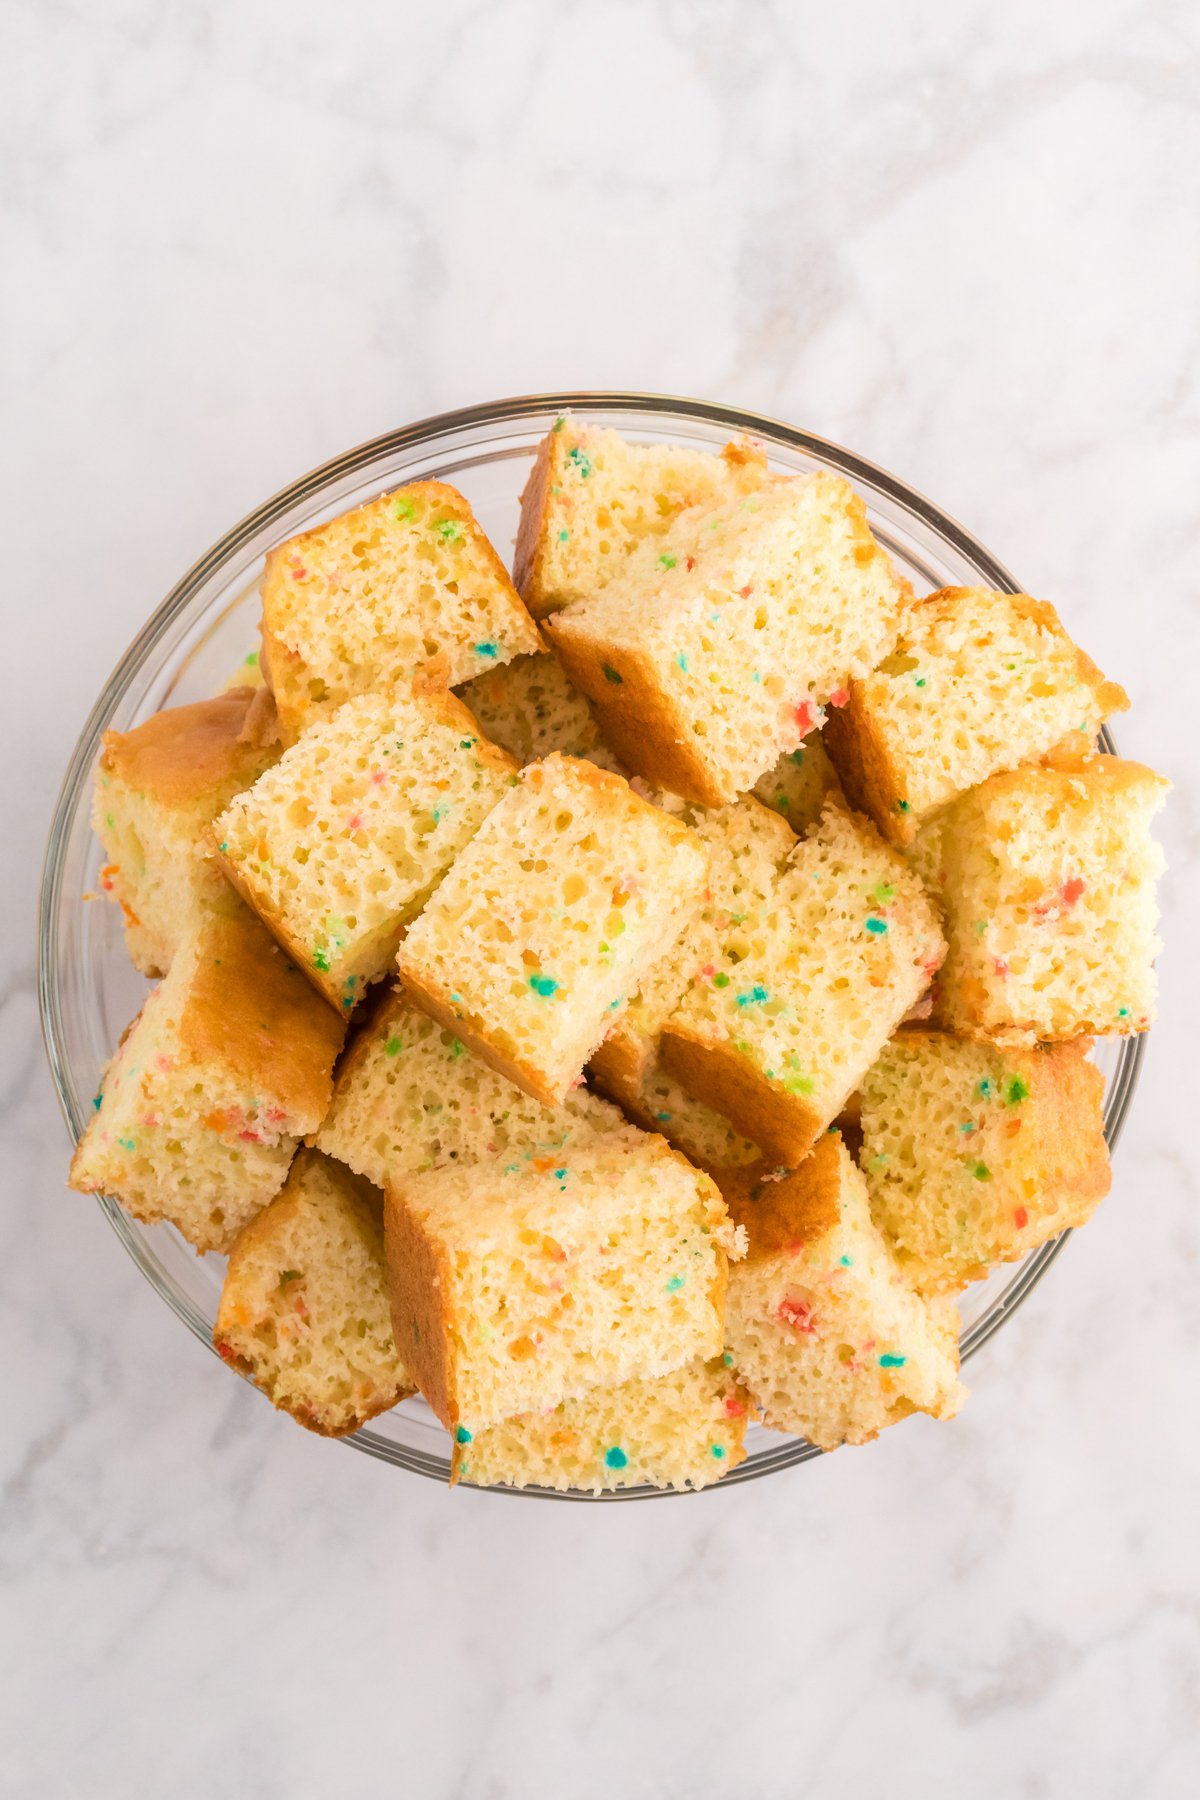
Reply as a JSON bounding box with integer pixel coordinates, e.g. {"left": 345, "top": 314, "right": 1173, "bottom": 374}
{"left": 39, "top": 392, "right": 1142, "bottom": 1499}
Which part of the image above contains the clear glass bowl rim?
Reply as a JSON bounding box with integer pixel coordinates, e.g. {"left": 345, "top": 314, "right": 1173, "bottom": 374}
{"left": 38, "top": 389, "right": 1143, "bottom": 1500}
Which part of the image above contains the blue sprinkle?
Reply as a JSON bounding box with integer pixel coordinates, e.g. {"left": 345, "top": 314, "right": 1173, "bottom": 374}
{"left": 604, "top": 1445, "right": 627, "bottom": 1470}
{"left": 676, "top": 653, "right": 689, "bottom": 672}
{"left": 736, "top": 984, "right": 769, "bottom": 1007}
{"left": 529, "top": 974, "right": 560, "bottom": 997}
{"left": 710, "top": 1444, "right": 726, "bottom": 1460}
{"left": 665, "top": 1274, "right": 685, "bottom": 1292}
{"left": 474, "top": 641, "right": 499, "bottom": 659}
{"left": 455, "top": 1425, "right": 472, "bottom": 1444}
{"left": 879, "top": 1353, "right": 907, "bottom": 1369}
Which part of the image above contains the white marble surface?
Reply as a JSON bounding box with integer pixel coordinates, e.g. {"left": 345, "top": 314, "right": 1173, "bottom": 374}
{"left": 4, "top": 2, "right": 1198, "bottom": 1794}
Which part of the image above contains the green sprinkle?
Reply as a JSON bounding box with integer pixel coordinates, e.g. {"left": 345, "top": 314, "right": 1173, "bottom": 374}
{"left": 1118, "top": 1006, "right": 1130, "bottom": 1018}
{"left": 872, "top": 883, "right": 896, "bottom": 904}
{"left": 450, "top": 1039, "right": 465, "bottom": 1060}
{"left": 914, "top": 676, "right": 926, "bottom": 688}
{"left": 460, "top": 737, "right": 476, "bottom": 749}
{"left": 974, "top": 920, "right": 989, "bottom": 937}
{"left": 602, "top": 663, "right": 623, "bottom": 684}
{"left": 604, "top": 1446, "right": 627, "bottom": 1470}
{"left": 117, "top": 1136, "right": 136, "bottom": 1153}
{"left": 656, "top": 1110, "right": 671, "bottom": 1122}
{"left": 840, "top": 1254, "right": 853, "bottom": 1267}
{"left": 659, "top": 553, "right": 677, "bottom": 569}
{"left": 474, "top": 641, "right": 499, "bottom": 659}
{"left": 394, "top": 497, "right": 416, "bottom": 521}
{"left": 313, "top": 948, "right": 331, "bottom": 973}
{"left": 665, "top": 1274, "right": 685, "bottom": 1292}
{"left": 553, "top": 415, "right": 565, "bottom": 432}
{"left": 879, "top": 1353, "right": 907, "bottom": 1369}
{"left": 384, "top": 1036, "right": 403, "bottom": 1057}
{"left": 436, "top": 519, "right": 461, "bottom": 542}
{"left": 959, "top": 1121, "right": 976, "bottom": 1134}
{"left": 244, "top": 650, "right": 258, "bottom": 667}
{"left": 712, "top": 972, "right": 730, "bottom": 988}
{"left": 783, "top": 1073, "right": 815, "bottom": 1096}
{"left": 710, "top": 1444, "right": 726, "bottom": 1459}
{"left": 455, "top": 1425, "right": 472, "bottom": 1444}
{"left": 1005, "top": 1076, "right": 1030, "bottom": 1105}
{"left": 529, "top": 974, "right": 560, "bottom": 997}
{"left": 92, "top": 1092, "right": 103, "bottom": 1111}
{"left": 736, "top": 983, "right": 769, "bottom": 1007}
{"left": 567, "top": 447, "right": 593, "bottom": 478}
{"left": 865, "top": 914, "right": 888, "bottom": 934}
{"left": 723, "top": 1352, "right": 733, "bottom": 1367}
{"left": 218, "top": 840, "right": 228, "bottom": 854}
{"left": 558, "top": 528, "right": 569, "bottom": 542}
{"left": 977, "top": 1078, "right": 992, "bottom": 1099}
{"left": 554, "top": 1167, "right": 567, "bottom": 1181}
{"left": 790, "top": 748, "right": 806, "bottom": 766}
{"left": 897, "top": 800, "right": 911, "bottom": 813}
{"left": 972, "top": 1162, "right": 992, "bottom": 1181}
{"left": 105, "top": 813, "right": 114, "bottom": 829}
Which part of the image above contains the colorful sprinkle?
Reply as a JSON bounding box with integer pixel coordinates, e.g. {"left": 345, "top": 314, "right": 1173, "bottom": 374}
{"left": 659, "top": 553, "right": 677, "bottom": 569}
{"left": 828, "top": 688, "right": 849, "bottom": 708}
{"left": 604, "top": 1445, "right": 628, "bottom": 1470}
{"left": 666, "top": 1274, "right": 686, "bottom": 1292}
{"left": 656, "top": 1110, "right": 671, "bottom": 1122}
{"left": 790, "top": 748, "right": 806, "bottom": 766}
{"left": 558, "top": 528, "right": 569, "bottom": 542}
{"left": 712, "top": 972, "right": 730, "bottom": 988}
{"left": 776, "top": 1296, "right": 816, "bottom": 1334}
{"left": 384, "top": 1036, "right": 402, "bottom": 1056}
{"left": 602, "top": 663, "right": 623, "bottom": 684}
{"left": 971, "top": 1162, "right": 991, "bottom": 1181}
{"left": 243, "top": 650, "right": 258, "bottom": 667}
{"left": 879, "top": 1353, "right": 907, "bottom": 1369}
{"left": 736, "top": 984, "right": 769, "bottom": 1007}
{"left": 676, "top": 653, "right": 689, "bottom": 672}
{"left": 474, "top": 641, "right": 499, "bottom": 659}
{"left": 1005, "top": 1076, "right": 1029, "bottom": 1105}
{"left": 977, "top": 1077, "right": 993, "bottom": 1099}
{"left": 897, "top": 800, "right": 911, "bottom": 813}
{"left": 1013, "top": 1206, "right": 1029, "bottom": 1229}
{"left": 839, "top": 1254, "right": 853, "bottom": 1267}
{"left": 567, "top": 447, "right": 593, "bottom": 477}
{"left": 865, "top": 915, "right": 888, "bottom": 935}
{"left": 450, "top": 1039, "right": 465, "bottom": 1060}
{"left": 92, "top": 1092, "right": 103, "bottom": 1111}
{"left": 528, "top": 974, "right": 560, "bottom": 997}
{"left": 710, "top": 1443, "right": 726, "bottom": 1460}
{"left": 313, "top": 948, "right": 331, "bottom": 973}
{"left": 1118, "top": 1006, "right": 1130, "bottom": 1019}
{"left": 436, "top": 519, "right": 461, "bottom": 542}
{"left": 455, "top": 1425, "right": 472, "bottom": 1444}
{"left": 723, "top": 1352, "right": 734, "bottom": 1367}
{"left": 394, "top": 497, "right": 416, "bottom": 521}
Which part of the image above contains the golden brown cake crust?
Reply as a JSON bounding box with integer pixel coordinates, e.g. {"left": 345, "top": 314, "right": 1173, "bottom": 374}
{"left": 99, "top": 686, "right": 279, "bottom": 809}
{"left": 823, "top": 688, "right": 910, "bottom": 844}
{"left": 659, "top": 1023, "right": 826, "bottom": 1166}
{"left": 512, "top": 426, "right": 561, "bottom": 616}
{"left": 180, "top": 909, "right": 345, "bottom": 1120}
{"left": 383, "top": 1184, "right": 460, "bottom": 1428}
{"left": 717, "top": 1133, "right": 844, "bottom": 1259}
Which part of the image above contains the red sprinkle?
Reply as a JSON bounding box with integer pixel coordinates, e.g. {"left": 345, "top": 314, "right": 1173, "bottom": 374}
{"left": 794, "top": 699, "right": 818, "bottom": 735}
{"left": 1013, "top": 1206, "right": 1029, "bottom": 1229}
{"left": 724, "top": 1397, "right": 745, "bottom": 1417}
{"left": 1061, "top": 877, "right": 1086, "bottom": 907}
{"left": 685, "top": 556, "right": 696, "bottom": 571}
{"left": 347, "top": 813, "right": 364, "bottom": 832}
{"left": 739, "top": 584, "right": 754, "bottom": 599}
{"left": 828, "top": 688, "right": 849, "bottom": 709}
{"left": 776, "top": 1295, "right": 817, "bottom": 1334}
{"left": 992, "top": 956, "right": 1010, "bottom": 977}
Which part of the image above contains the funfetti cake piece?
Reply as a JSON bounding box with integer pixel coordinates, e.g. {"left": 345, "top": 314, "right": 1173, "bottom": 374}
{"left": 455, "top": 650, "right": 625, "bottom": 773}
{"left": 513, "top": 418, "right": 772, "bottom": 619}
{"left": 213, "top": 688, "right": 518, "bottom": 1015}
{"left": 597, "top": 1059, "right": 764, "bottom": 1175}
{"left": 215, "top": 1150, "right": 414, "bottom": 1436}
{"left": 545, "top": 472, "right": 910, "bottom": 806}
{"left": 69, "top": 907, "right": 345, "bottom": 1254}
{"left": 260, "top": 480, "right": 542, "bottom": 743}
{"left": 590, "top": 793, "right": 792, "bottom": 1165}
{"left": 859, "top": 1030, "right": 1111, "bottom": 1294}
{"left": 752, "top": 729, "right": 844, "bottom": 833}
{"left": 824, "top": 587, "right": 1129, "bottom": 846}
{"left": 930, "top": 757, "right": 1169, "bottom": 1044}
{"left": 723, "top": 1134, "right": 967, "bottom": 1451}
{"left": 396, "top": 753, "right": 710, "bottom": 1106}
{"left": 313, "top": 985, "right": 635, "bottom": 1189}
{"left": 93, "top": 685, "right": 280, "bottom": 977}
{"left": 453, "top": 1356, "right": 752, "bottom": 1494}
{"left": 385, "top": 1132, "right": 741, "bottom": 1430}
{"left": 660, "top": 800, "right": 946, "bottom": 1165}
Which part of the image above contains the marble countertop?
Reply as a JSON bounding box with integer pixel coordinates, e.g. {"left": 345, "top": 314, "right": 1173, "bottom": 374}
{"left": 5, "top": 3, "right": 1198, "bottom": 1795}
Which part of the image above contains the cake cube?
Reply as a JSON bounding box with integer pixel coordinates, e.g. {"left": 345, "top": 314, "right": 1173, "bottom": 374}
{"left": 313, "top": 985, "right": 635, "bottom": 1189}
{"left": 859, "top": 1029, "right": 1111, "bottom": 1293}
{"left": 396, "top": 753, "right": 710, "bottom": 1106}
{"left": 215, "top": 1150, "right": 413, "bottom": 1435}
{"left": 93, "top": 685, "right": 280, "bottom": 977}
{"left": 931, "top": 757, "right": 1168, "bottom": 1042}
{"left": 456, "top": 649, "right": 624, "bottom": 772}
{"left": 260, "top": 479, "right": 542, "bottom": 743}
{"left": 660, "top": 801, "right": 946, "bottom": 1165}
{"left": 752, "top": 729, "right": 844, "bottom": 833}
{"left": 69, "top": 907, "right": 345, "bottom": 1253}
{"left": 213, "top": 688, "right": 518, "bottom": 1014}
{"left": 384, "top": 1133, "right": 741, "bottom": 1430}
{"left": 590, "top": 792, "right": 792, "bottom": 1166}
{"left": 723, "top": 1134, "right": 967, "bottom": 1450}
{"left": 824, "top": 586, "right": 1129, "bottom": 845}
{"left": 545, "top": 472, "right": 910, "bottom": 805}
{"left": 452, "top": 1356, "right": 752, "bottom": 1493}
{"left": 513, "top": 418, "right": 772, "bottom": 618}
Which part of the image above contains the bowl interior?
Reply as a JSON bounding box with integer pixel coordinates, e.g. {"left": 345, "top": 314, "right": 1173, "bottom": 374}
{"left": 39, "top": 393, "right": 1142, "bottom": 1498}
